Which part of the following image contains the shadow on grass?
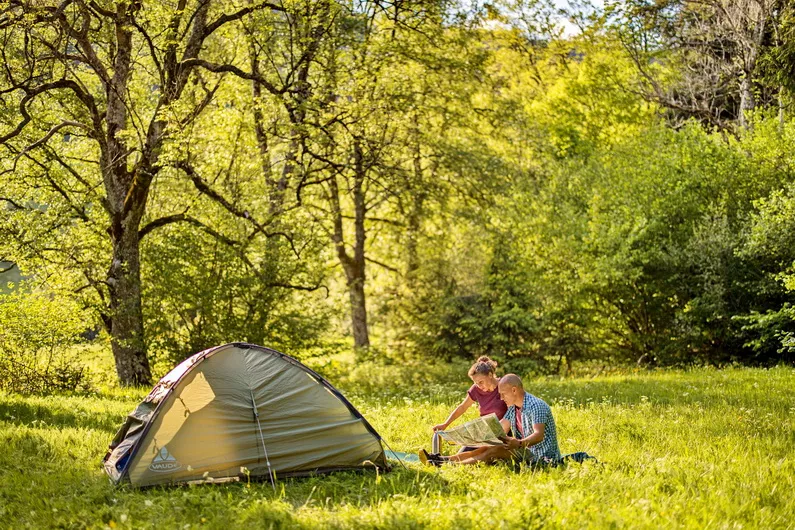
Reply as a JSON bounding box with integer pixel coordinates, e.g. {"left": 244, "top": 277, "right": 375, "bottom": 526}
{"left": 118, "top": 467, "right": 455, "bottom": 519}
{"left": 284, "top": 467, "right": 455, "bottom": 508}
{"left": 0, "top": 427, "right": 581, "bottom": 529}
{"left": 0, "top": 398, "right": 122, "bottom": 433}
{"left": 155, "top": 466, "right": 456, "bottom": 511}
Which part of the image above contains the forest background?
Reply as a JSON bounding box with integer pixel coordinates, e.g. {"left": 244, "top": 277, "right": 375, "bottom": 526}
{"left": 2, "top": 0, "right": 795, "bottom": 391}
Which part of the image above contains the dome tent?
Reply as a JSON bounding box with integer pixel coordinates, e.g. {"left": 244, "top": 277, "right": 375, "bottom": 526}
{"left": 103, "top": 343, "right": 386, "bottom": 487}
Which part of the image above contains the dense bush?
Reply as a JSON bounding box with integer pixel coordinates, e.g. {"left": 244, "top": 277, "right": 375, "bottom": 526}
{"left": 395, "top": 114, "right": 795, "bottom": 369}
{"left": 520, "top": 120, "right": 795, "bottom": 366}
{"left": 0, "top": 286, "right": 92, "bottom": 394}
{"left": 395, "top": 236, "right": 543, "bottom": 364}
{"left": 733, "top": 182, "right": 795, "bottom": 363}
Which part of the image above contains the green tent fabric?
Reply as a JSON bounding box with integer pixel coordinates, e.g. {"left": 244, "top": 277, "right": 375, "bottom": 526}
{"left": 103, "top": 343, "right": 386, "bottom": 487}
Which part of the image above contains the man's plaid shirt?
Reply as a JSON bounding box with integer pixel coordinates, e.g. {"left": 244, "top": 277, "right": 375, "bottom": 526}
{"left": 503, "top": 392, "right": 561, "bottom": 461}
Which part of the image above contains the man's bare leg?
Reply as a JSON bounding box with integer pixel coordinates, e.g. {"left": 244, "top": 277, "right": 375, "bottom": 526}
{"left": 442, "top": 446, "right": 512, "bottom": 464}
{"left": 442, "top": 446, "right": 490, "bottom": 462}
{"left": 456, "top": 446, "right": 512, "bottom": 465}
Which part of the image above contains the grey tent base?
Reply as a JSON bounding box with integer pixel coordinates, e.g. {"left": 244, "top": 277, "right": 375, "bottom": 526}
{"left": 121, "top": 464, "right": 391, "bottom": 490}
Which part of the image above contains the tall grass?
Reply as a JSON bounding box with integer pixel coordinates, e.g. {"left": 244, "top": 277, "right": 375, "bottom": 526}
{"left": 1, "top": 366, "right": 793, "bottom": 529}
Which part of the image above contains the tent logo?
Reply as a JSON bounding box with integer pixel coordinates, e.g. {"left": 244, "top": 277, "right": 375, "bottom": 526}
{"left": 149, "top": 446, "right": 182, "bottom": 472}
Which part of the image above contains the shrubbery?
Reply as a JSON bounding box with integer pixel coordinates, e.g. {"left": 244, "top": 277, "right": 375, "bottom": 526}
{"left": 391, "top": 116, "right": 795, "bottom": 369}
{"left": 0, "top": 285, "right": 92, "bottom": 394}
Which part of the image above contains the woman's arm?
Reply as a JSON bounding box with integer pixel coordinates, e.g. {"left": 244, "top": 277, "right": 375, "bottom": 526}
{"left": 432, "top": 395, "right": 475, "bottom": 431}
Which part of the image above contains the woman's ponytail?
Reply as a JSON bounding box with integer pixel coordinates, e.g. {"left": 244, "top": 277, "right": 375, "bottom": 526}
{"left": 468, "top": 356, "right": 498, "bottom": 377}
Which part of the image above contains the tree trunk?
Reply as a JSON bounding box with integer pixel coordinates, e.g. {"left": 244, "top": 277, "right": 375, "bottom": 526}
{"left": 348, "top": 272, "right": 370, "bottom": 350}
{"left": 107, "top": 226, "right": 152, "bottom": 385}
{"left": 737, "top": 1, "right": 769, "bottom": 130}
{"left": 1, "top": 0, "right": 229, "bottom": 386}
{"left": 101, "top": 7, "right": 152, "bottom": 386}
{"left": 350, "top": 140, "right": 370, "bottom": 351}
{"left": 779, "top": 87, "right": 785, "bottom": 129}
{"left": 738, "top": 74, "right": 755, "bottom": 129}
{"left": 251, "top": 47, "right": 290, "bottom": 217}
{"left": 406, "top": 133, "right": 427, "bottom": 281}
{"left": 328, "top": 139, "right": 370, "bottom": 352}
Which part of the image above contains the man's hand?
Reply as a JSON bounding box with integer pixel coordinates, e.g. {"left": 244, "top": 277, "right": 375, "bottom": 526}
{"left": 502, "top": 437, "right": 522, "bottom": 450}
{"left": 432, "top": 423, "right": 448, "bottom": 432}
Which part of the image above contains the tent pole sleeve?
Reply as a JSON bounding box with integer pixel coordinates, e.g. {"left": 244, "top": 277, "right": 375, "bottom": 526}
{"left": 250, "top": 390, "right": 276, "bottom": 490}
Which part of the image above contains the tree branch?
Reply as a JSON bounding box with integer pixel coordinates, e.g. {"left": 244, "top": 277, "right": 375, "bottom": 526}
{"left": 87, "top": 0, "right": 116, "bottom": 19}
{"left": 365, "top": 256, "right": 399, "bottom": 273}
{"left": 58, "top": 0, "right": 112, "bottom": 85}
{"left": 267, "top": 280, "right": 328, "bottom": 294}
{"left": 138, "top": 212, "right": 240, "bottom": 248}
{"left": 180, "top": 58, "right": 286, "bottom": 95}
{"left": 130, "top": 15, "right": 166, "bottom": 88}
{"left": 202, "top": 0, "right": 286, "bottom": 39}
{"left": 138, "top": 212, "right": 317, "bottom": 291}
{"left": 43, "top": 173, "right": 90, "bottom": 221}
{"left": 0, "top": 196, "right": 26, "bottom": 210}
{"left": 177, "top": 160, "right": 273, "bottom": 235}
{"left": 0, "top": 79, "right": 103, "bottom": 146}
{"left": 13, "top": 120, "right": 91, "bottom": 164}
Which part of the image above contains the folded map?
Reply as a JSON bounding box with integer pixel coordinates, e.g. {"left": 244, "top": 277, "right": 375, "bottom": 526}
{"left": 437, "top": 413, "right": 506, "bottom": 447}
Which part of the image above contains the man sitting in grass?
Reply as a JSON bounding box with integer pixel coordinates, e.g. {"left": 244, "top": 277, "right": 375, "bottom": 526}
{"left": 419, "top": 373, "right": 561, "bottom": 466}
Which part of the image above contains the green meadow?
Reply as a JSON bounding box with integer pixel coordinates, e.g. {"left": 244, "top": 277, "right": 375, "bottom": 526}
{"left": 1, "top": 365, "right": 794, "bottom": 529}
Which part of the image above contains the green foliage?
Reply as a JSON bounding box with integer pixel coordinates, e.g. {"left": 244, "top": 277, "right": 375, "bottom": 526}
{"left": 140, "top": 224, "right": 332, "bottom": 369}
{"left": 0, "top": 285, "right": 93, "bottom": 394}
{"left": 733, "top": 181, "right": 795, "bottom": 361}
{"left": 735, "top": 305, "right": 795, "bottom": 362}
{"left": 3, "top": 0, "right": 795, "bottom": 376}
{"left": 400, "top": 235, "right": 542, "bottom": 363}
{"left": 379, "top": 20, "right": 795, "bottom": 368}
{"left": 481, "top": 110, "right": 795, "bottom": 367}
{"left": 1, "top": 366, "right": 794, "bottom": 528}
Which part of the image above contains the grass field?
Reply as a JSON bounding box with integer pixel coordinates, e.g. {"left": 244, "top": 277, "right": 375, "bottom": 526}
{"left": 1, "top": 364, "right": 794, "bottom": 529}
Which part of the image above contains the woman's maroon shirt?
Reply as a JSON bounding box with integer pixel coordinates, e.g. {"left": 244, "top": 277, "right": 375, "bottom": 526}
{"left": 467, "top": 384, "right": 508, "bottom": 419}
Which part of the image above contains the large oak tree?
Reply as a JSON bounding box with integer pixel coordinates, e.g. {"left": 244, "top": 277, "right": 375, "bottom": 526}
{"left": 0, "top": 0, "right": 288, "bottom": 385}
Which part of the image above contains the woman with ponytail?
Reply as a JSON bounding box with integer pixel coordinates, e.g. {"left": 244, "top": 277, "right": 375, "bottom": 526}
{"left": 432, "top": 356, "right": 508, "bottom": 433}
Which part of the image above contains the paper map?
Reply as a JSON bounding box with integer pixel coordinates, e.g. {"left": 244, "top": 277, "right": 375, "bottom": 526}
{"left": 437, "top": 413, "right": 506, "bottom": 446}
